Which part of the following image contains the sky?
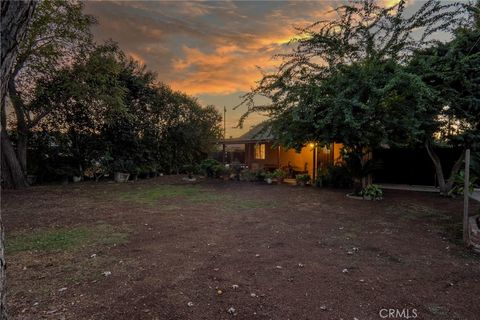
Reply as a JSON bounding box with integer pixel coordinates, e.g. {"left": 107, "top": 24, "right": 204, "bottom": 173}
{"left": 82, "top": 0, "right": 447, "bottom": 138}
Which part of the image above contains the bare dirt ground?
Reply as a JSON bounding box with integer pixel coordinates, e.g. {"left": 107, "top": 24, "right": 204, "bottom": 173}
{"left": 2, "top": 176, "right": 480, "bottom": 320}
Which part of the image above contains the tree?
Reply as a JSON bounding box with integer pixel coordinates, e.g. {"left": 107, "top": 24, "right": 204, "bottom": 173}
{"left": 410, "top": 16, "right": 480, "bottom": 195}
{"left": 1, "top": 1, "right": 37, "bottom": 317}
{"left": 2, "top": 0, "right": 94, "bottom": 187}
{"left": 29, "top": 44, "right": 222, "bottom": 178}
{"left": 237, "top": 0, "right": 465, "bottom": 188}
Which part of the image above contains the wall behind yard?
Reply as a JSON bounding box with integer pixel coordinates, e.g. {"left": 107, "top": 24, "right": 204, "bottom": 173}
{"left": 373, "top": 147, "right": 465, "bottom": 186}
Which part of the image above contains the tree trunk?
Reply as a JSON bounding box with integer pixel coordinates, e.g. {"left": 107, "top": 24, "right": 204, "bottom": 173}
{"left": 0, "top": 130, "right": 27, "bottom": 189}
{"left": 8, "top": 77, "right": 28, "bottom": 174}
{"left": 425, "top": 140, "right": 465, "bottom": 196}
{"left": 1, "top": 1, "right": 37, "bottom": 319}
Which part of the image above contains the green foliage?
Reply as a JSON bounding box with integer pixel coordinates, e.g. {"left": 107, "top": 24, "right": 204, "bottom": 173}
{"left": 273, "top": 168, "right": 287, "bottom": 180}
{"left": 264, "top": 171, "right": 275, "bottom": 180}
{"left": 200, "top": 158, "right": 221, "bottom": 178}
{"left": 360, "top": 184, "right": 384, "bottom": 200}
{"left": 26, "top": 43, "right": 222, "bottom": 183}
{"left": 296, "top": 173, "right": 311, "bottom": 185}
{"left": 324, "top": 165, "right": 353, "bottom": 189}
{"left": 410, "top": 26, "right": 480, "bottom": 148}
{"left": 450, "top": 170, "right": 477, "bottom": 196}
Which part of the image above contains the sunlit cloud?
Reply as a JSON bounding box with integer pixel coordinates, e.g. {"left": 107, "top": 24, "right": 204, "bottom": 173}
{"left": 83, "top": 0, "right": 425, "bottom": 136}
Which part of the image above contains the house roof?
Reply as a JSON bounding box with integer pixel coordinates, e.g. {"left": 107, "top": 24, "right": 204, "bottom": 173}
{"left": 219, "top": 123, "right": 274, "bottom": 144}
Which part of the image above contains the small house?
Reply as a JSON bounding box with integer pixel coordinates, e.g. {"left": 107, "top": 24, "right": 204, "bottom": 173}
{"left": 220, "top": 124, "right": 343, "bottom": 180}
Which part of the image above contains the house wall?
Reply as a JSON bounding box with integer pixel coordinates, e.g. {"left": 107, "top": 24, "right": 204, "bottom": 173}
{"left": 246, "top": 142, "right": 344, "bottom": 179}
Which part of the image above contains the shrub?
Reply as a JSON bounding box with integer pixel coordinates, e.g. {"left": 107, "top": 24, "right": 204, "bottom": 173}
{"left": 273, "top": 168, "right": 287, "bottom": 180}
{"left": 200, "top": 158, "right": 221, "bottom": 178}
{"left": 255, "top": 169, "right": 266, "bottom": 181}
{"left": 296, "top": 173, "right": 311, "bottom": 185}
{"left": 112, "top": 159, "right": 135, "bottom": 173}
{"left": 324, "top": 164, "right": 353, "bottom": 188}
{"left": 360, "top": 184, "right": 383, "bottom": 200}
{"left": 182, "top": 164, "right": 199, "bottom": 179}
{"left": 265, "top": 171, "right": 275, "bottom": 182}
{"left": 212, "top": 164, "right": 228, "bottom": 178}
{"left": 450, "top": 170, "right": 477, "bottom": 196}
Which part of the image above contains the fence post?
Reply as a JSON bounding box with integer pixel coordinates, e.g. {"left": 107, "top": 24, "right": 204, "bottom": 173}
{"left": 463, "top": 149, "right": 470, "bottom": 245}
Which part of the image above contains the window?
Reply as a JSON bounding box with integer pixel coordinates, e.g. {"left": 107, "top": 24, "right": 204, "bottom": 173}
{"left": 254, "top": 143, "right": 266, "bottom": 160}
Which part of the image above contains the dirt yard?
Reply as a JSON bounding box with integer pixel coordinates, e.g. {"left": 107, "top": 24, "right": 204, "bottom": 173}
{"left": 2, "top": 176, "right": 479, "bottom": 319}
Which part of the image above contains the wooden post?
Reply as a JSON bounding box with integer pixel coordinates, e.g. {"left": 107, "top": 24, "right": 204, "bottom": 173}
{"left": 463, "top": 149, "right": 470, "bottom": 245}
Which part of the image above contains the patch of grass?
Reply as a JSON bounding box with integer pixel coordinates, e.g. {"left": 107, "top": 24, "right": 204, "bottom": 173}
{"left": 120, "top": 185, "right": 209, "bottom": 204}
{"left": 7, "top": 224, "right": 129, "bottom": 254}
{"left": 119, "top": 185, "right": 275, "bottom": 210}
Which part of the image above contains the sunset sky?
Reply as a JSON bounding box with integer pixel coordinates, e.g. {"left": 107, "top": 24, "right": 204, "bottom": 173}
{"left": 83, "top": 0, "right": 452, "bottom": 137}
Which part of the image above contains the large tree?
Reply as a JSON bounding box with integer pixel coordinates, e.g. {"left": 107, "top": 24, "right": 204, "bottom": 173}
{"left": 409, "top": 11, "right": 480, "bottom": 195}
{"left": 237, "top": 0, "right": 465, "bottom": 187}
{"left": 2, "top": 0, "right": 94, "bottom": 188}
{"left": 1, "top": 1, "right": 37, "bottom": 317}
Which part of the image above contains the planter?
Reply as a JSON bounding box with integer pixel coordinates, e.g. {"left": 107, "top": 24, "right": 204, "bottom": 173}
{"left": 266, "top": 178, "right": 273, "bottom": 184}
{"left": 72, "top": 176, "right": 82, "bottom": 183}
{"left": 114, "top": 172, "right": 130, "bottom": 183}
{"left": 469, "top": 215, "right": 480, "bottom": 253}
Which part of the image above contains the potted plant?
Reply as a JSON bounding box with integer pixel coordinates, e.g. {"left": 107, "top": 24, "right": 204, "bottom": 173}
{"left": 296, "top": 173, "right": 311, "bottom": 186}
{"left": 84, "top": 154, "right": 112, "bottom": 182}
{"left": 113, "top": 159, "right": 132, "bottom": 183}
{"left": 315, "top": 167, "right": 329, "bottom": 187}
{"left": 273, "top": 169, "right": 286, "bottom": 184}
{"left": 182, "top": 164, "right": 197, "bottom": 181}
{"left": 360, "top": 184, "right": 383, "bottom": 200}
{"left": 265, "top": 171, "right": 275, "bottom": 184}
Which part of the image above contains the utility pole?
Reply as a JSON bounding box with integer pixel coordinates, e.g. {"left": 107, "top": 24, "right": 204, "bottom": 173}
{"left": 222, "top": 106, "right": 226, "bottom": 164}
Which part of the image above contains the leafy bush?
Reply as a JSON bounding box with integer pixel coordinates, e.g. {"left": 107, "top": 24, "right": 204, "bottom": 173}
{"left": 265, "top": 171, "right": 275, "bottom": 182}
{"left": 200, "top": 158, "right": 221, "bottom": 178}
{"left": 112, "top": 159, "right": 135, "bottom": 173}
{"left": 182, "top": 164, "right": 199, "bottom": 178}
{"left": 324, "top": 164, "right": 353, "bottom": 188}
{"left": 239, "top": 169, "right": 266, "bottom": 182}
{"left": 255, "top": 169, "right": 266, "bottom": 181}
{"left": 273, "top": 169, "right": 287, "bottom": 180}
{"left": 296, "top": 173, "right": 311, "bottom": 185}
{"left": 360, "top": 184, "right": 383, "bottom": 200}
{"left": 84, "top": 154, "right": 112, "bottom": 182}
{"left": 212, "top": 164, "right": 228, "bottom": 178}
{"left": 199, "top": 159, "right": 228, "bottom": 178}
{"left": 450, "top": 170, "right": 477, "bottom": 196}
{"left": 314, "top": 166, "right": 329, "bottom": 187}
{"left": 240, "top": 170, "right": 256, "bottom": 182}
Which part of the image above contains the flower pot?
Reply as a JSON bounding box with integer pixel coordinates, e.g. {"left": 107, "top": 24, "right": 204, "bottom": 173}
{"left": 114, "top": 172, "right": 130, "bottom": 183}
{"left": 72, "top": 176, "right": 82, "bottom": 183}
{"left": 266, "top": 178, "right": 273, "bottom": 184}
